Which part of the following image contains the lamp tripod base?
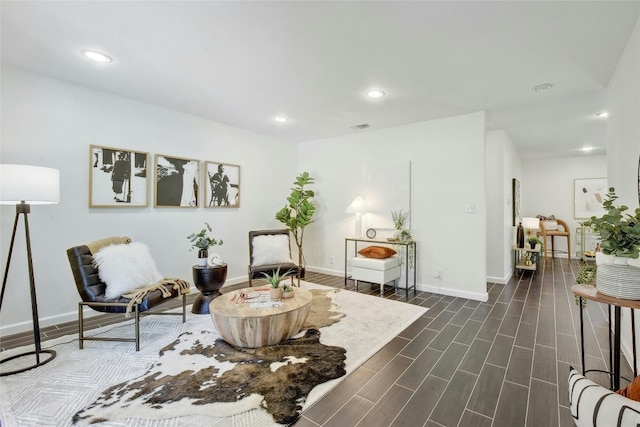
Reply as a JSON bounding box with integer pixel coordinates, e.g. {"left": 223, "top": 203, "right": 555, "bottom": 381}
{"left": 0, "top": 349, "right": 56, "bottom": 377}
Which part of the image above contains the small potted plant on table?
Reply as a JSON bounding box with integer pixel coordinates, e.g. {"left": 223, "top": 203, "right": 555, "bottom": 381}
{"left": 261, "top": 267, "right": 295, "bottom": 301}
{"left": 187, "top": 222, "right": 223, "bottom": 266}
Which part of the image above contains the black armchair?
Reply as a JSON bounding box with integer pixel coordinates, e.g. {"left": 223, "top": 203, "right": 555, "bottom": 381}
{"left": 66, "top": 236, "right": 188, "bottom": 351}
{"left": 248, "top": 229, "right": 299, "bottom": 287}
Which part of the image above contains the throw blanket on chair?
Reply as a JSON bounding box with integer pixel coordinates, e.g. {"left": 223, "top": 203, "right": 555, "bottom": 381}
{"left": 122, "top": 278, "right": 191, "bottom": 317}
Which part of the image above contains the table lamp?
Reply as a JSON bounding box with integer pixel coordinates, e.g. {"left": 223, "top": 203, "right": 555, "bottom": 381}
{"left": 345, "top": 195, "right": 370, "bottom": 238}
{"left": 522, "top": 217, "right": 540, "bottom": 237}
{"left": 0, "top": 164, "right": 60, "bottom": 376}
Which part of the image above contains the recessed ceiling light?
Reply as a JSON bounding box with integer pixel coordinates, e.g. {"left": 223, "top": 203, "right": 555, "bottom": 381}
{"left": 366, "top": 90, "right": 385, "bottom": 99}
{"left": 81, "top": 50, "right": 113, "bottom": 63}
{"left": 533, "top": 83, "right": 553, "bottom": 92}
{"left": 596, "top": 112, "right": 609, "bottom": 118}
{"left": 273, "top": 116, "right": 288, "bottom": 123}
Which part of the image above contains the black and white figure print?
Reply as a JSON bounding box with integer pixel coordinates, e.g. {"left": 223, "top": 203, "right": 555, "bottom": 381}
{"left": 154, "top": 154, "right": 200, "bottom": 207}
{"left": 89, "top": 145, "right": 149, "bottom": 207}
{"left": 205, "top": 161, "right": 240, "bottom": 208}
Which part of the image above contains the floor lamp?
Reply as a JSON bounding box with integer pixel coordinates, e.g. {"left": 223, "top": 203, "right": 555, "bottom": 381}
{"left": 0, "top": 164, "right": 60, "bottom": 376}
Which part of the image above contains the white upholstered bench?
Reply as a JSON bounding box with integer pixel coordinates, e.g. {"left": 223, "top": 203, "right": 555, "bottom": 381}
{"left": 351, "top": 256, "right": 401, "bottom": 296}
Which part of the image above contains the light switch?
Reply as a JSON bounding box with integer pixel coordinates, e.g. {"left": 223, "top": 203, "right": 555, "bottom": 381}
{"left": 465, "top": 203, "right": 475, "bottom": 213}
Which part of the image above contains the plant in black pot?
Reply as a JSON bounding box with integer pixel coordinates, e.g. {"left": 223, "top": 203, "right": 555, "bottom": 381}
{"left": 187, "top": 222, "right": 223, "bottom": 267}
{"left": 582, "top": 187, "right": 640, "bottom": 299}
{"left": 527, "top": 236, "right": 542, "bottom": 250}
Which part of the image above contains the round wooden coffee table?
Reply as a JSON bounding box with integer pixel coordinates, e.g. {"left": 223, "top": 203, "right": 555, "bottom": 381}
{"left": 209, "top": 287, "right": 312, "bottom": 348}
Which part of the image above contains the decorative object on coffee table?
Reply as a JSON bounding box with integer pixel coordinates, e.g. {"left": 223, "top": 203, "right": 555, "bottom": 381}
{"left": 191, "top": 264, "right": 227, "bottom": 314}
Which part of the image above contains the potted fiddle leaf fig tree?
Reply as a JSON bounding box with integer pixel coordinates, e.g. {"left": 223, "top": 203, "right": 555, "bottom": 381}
{"left": 275, "top": 172, "right": 316, "bottom": 279}
{"left": 582, "top": 187, "right": 640, "bottom": 299}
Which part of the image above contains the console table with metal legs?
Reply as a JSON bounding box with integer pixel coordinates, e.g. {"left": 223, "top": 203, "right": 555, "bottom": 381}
{"left": 344, "top": 237, "right": 416, "bottom": 298}
{"left": 572, "top": 284, "right": 639, "bottom": 390}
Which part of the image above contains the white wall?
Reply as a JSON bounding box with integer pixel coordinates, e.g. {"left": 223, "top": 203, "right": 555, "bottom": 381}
{"left": 486, "top": 129, "right": 521, "bottom": 283}
{"left": 299, "top": 112, "right": 488, "bottom": 301}
{"left": 521, "top": 155, "right": 607, "bottom": 257}
{"left": 605, "top": 16, "right": 640, "bottom": 372}
{"left": 0, "top": 66, "right": 298, "bottom": 334}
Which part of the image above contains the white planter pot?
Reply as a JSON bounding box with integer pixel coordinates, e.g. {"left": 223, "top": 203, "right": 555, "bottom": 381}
{"left": 197, "top": 257, "right": 207, "bottom": 267}
{"left": 595, "top": 254, "right": 640, "bottom": 300}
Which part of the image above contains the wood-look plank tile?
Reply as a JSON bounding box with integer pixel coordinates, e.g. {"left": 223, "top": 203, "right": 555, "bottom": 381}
{"left": 493, "top": 381, "right": 529, "bottom": 427}
{"left": 466, "top": 363, "right": 506, "bottom": 417}
{"left": 398, "top": 328, "right": 438, "bottom": 359}
{"left": 322, "top": 395, "right": 374, "bottom": 427}
{"left": 302, "top": 366, "right": 376, "bottom": 425}
{"left": 449, "top": 306, "right": 475, "bottom": 327}
{"left": 453, "top": 319, "right": 483, "bottom": 345}
{"left": 532, "top": 344, "right": 557, "bottom": 384}
{"left": 486, "top": 334, "right": 514, "bottom": 368}
{"left": 397, "top": 347, "right": 443, "bottom": 391}
{"left": 363, "top": 336, "right": 411, "bottom": 371}
{"left": 428, "top": 324, "right": 462, "bottom": 352}
{"left": 390, "top": 375, "right": 448, "bottom": 427}
{"left": 488, "top": 302, "right": 508, "bottom": 320}
{"left": 458, "top": 410, "right": 492, "bottom": 427}
{"left": 356, "top": 384, "right": 414, "bottom": 427}
{"left": 476, "top": 317, "right": 501, "bottom": 342}
{"left": 429, "top": 370, "right": 478, "bottom": 427}
{"left": 427, "top": 309, "right": 457, "bottom": 331}
{"left": 526, "top": 379, "right": 559, "bottom": 427}
{"left": 398, "top": 314, "right": 431, "bottom": 339}
{"left": 358, "top": 355, "right": 413, "bottom": 402}
{"left": 514, "top": 322, "right": 536, "bottom": 349}
{"left": 430, "top": 342, "right": 469, "bottom": 380}
{"left": 498, "top": 314, "right": 520, "bottom": 337}
{"left": 505, "top": 346, "right": 534, "bottom": 386}
{"left": 459, "top": 338, "right": 492, "bottom": 374}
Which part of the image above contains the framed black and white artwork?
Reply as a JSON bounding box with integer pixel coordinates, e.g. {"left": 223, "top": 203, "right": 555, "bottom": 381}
{"left": 89, "top": 145, "right": 149, "bottom": 208}
{"left": 154, "top": 154, "right": 200, "bottom": 208}
{"left": 204, "top": 161, "right": 240, "bottom": 208}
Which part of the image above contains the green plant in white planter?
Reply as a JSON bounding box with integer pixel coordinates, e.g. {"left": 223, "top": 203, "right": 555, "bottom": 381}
{"left": 187, "top": 222, "right": 223, "bottom": 266}
{"left": 582, "top": 188, "right": 640, "bottom": 299}
{"left": 391, "top": 209, "right": 415, "bottom": 269}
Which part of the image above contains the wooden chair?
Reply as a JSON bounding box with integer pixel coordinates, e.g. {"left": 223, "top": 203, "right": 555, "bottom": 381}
{"left": 538, "top": 218, "right": 571, "bottom": 263}
{"left": 248, "top": 229, "right": 299, "bottom": 287}
{"left": 66, "top": 236, "right": 188, "bottom": 351}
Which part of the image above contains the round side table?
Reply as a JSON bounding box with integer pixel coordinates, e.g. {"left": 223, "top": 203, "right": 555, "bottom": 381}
{"left": 192, "top": 264, "right": 227, "bottom": 314}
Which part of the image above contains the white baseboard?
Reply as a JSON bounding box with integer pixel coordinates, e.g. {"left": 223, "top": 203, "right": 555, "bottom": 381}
{"left": 487, "top": 270, "right": 513, "bottom": 285}
{"left": 419, "top": 283, "right": 488, "bottom": 302}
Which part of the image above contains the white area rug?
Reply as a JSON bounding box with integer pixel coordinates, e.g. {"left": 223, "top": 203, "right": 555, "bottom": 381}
{"left": 0, "top": 282, "right": 427, "bottom": 426}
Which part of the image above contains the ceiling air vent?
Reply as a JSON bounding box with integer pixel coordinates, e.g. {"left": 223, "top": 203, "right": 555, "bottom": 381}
{"left": 351, "top": 123, "right": 370, "bottom": 130}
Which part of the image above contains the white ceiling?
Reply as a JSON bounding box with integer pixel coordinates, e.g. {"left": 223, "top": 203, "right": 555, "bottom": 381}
{"left": 2, "top": 1, "right": 639, "bottom": 159}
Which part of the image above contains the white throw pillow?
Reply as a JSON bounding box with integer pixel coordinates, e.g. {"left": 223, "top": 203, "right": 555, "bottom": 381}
{"left": 569, "top": 368, "right": 640, "bottom": 427}
{"left": 543, "top": 220, "right": 559, "bottom": 231}
{"left": 251, "top": 234, "right": 294, "bottom": 267}
{"left": 93, "top": 242, "right": 163, "bottom": 299}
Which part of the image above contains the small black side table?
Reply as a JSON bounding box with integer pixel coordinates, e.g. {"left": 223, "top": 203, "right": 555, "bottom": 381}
{"left": 192, "top": 264, "right": 227, "bottom": 314}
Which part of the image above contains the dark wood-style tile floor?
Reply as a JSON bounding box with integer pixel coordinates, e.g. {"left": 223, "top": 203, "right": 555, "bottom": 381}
{"left": 1, "top": 261, "right": 634, "bottom": 426}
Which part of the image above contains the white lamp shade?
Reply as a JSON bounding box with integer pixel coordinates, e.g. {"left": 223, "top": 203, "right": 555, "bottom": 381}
{"left": 0, "top": 164, "right": 60, "bottom": 205}
{"left": 522, "top": 217, "right": 540, "bottom": 230}
{"left": 345, "top": 195, "right": 370, "bottom": 214}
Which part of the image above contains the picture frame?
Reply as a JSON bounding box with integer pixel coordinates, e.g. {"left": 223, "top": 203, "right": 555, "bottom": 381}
{"left": 574, "top": 177, "right": 607, "bottom": 219}
{"left": 89, "top": 144, "right": 149, "bottom": 208}
{"left": 154, "top": 154, "right": 200, "bottom": 207}
{"left": 204, "top": 161, "right": 241, "bottom": 208}
{"left": 512, "top": 178, "right": 520, "bottom": 226}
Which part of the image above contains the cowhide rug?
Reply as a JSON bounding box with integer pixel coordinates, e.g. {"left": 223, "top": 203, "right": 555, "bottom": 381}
{"left": 73, "top": 290, "right": 346, "bottom": 426}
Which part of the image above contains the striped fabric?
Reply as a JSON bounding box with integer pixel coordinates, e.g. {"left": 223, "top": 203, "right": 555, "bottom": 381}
{"left": 569, "top": 368, "right": 640, "bottom": 426}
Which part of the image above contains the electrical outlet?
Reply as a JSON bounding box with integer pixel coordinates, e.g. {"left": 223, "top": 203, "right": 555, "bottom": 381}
{"left": 435, "top": 269, "right": 443, "bottom": 279}
{"left": 330, "top": 256, "right": 335, "bottom": 265}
